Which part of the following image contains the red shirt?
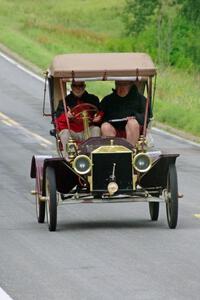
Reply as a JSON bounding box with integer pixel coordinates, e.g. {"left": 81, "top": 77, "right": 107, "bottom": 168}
{"left": 55, "top": 92, "right": 102, "bottom": 132}
{"left": 55, "top": 111, "right": 85, "bottom": 132}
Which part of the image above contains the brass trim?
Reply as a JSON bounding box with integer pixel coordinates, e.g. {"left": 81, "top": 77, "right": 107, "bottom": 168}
{"left": 31, "top": 190, "right": 37, "bottom": 195}
{"left": 133, "top": 174, "right": 138, "bottom": 190}
{"left": 72, "top": 155, "right": 92, "bottom": 175}
{"left": 135, "top": 135, "right": 148, "bottom": 152}
{"left": 82, "top": 110, "right": 90, "bottom": 140}
{"left": 92, "top": 145, "right": 132, "bottom": 154}
{"left": 66, "top": 138, "right": 78, "bottom": 159}
{"left": 133, "top": 152, "right": 152, "bottom": 173}
{"left": 39, "top": 196, "right": 48, "bottom": 202}
{"left": 107, "top": 182, "right": 119, "bottom": 196}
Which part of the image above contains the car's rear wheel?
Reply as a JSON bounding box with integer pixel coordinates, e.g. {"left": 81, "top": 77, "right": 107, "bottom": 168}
{"left": 149, "top": 202, "right": 159, "bottom": 221}
{"left": 166, "top": 164, "right": 178, "bottom": 229}
{"left": 45, "top": 167, "right": 57, "bottom": 231}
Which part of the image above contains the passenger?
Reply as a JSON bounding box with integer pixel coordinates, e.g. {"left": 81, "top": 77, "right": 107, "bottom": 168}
{"left": 55, "top": 81, "right": 101, "bottom": 153}
{"left": 100, "top": 81, "right": 152, "bottom": 146}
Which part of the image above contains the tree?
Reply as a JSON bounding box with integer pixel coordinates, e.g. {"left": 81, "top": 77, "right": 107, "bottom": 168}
{"left": 181, "top": 0, "right": 200, "bottom": 24}
{"left": 124, "top": 0, "right": 158, "bottom": 35}
{"left": 123, "top": 0, "right": 200, "bottom": 70}
{"left": 155, "top": 0, "right": 181, "bottom": 65}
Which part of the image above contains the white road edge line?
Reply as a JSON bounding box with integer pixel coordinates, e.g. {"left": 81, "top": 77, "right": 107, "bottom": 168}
{"left": 0, "top": 51, "right": 44, "bottom": 83}
{"left": 0, "top": 287, "right": 14, "bottom": 300}
{"left": 152, "top": 127, "right": 200, "bottom": 148}
{"left": 0, "top": 50, "right": 200, "bottom": 149}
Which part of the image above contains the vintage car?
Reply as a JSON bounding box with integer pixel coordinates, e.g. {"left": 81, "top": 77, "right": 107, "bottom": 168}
{"left": 30, "top": 53, "right": 179, "bottom": 231}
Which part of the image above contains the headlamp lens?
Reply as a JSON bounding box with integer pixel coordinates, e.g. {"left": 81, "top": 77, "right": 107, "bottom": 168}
{"left": 133, "top": 153, "right": 151, "bottom": 172}
{"left": 73, "top": 155, "right": 91, "bottom": 174}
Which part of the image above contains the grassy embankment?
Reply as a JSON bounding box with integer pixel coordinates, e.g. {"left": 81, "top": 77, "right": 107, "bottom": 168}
{"left": 0, "top": 0, "right": 199, "bottom": 138}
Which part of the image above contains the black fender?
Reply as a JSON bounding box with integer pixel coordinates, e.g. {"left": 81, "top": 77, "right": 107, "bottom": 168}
{"left": 30, "top": 155, "right": 52, "bottom": 195}
{"left": 30, "top": 155, "right": 53, "bottom": 178}
{"left": 139, "top": 154, "right": 179, "bottom": 190}
{"left": 42, "top": 158, "right": 85, "bottom": 195}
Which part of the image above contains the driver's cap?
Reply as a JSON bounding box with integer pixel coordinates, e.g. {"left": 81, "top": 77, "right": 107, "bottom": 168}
{"left": 115, "top": 80, "right": 132, "bottom": 87}
{"left": 71, "top": 81, "right": 86, "bottom": 87}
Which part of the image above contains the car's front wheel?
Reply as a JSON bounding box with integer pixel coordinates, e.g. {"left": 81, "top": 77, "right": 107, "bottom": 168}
{"left": 166, "top": 164, "right": 178, "bottom": 229}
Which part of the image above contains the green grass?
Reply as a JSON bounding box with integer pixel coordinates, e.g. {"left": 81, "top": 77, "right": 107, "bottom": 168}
{"left": 0, "top": 0, "right": 199, "bottom": 138}
{"left": 0, "top": 0, "right": 126, "bottom": 69}
{"left": 155, "top": 68, "right": 200, "bottom": 136}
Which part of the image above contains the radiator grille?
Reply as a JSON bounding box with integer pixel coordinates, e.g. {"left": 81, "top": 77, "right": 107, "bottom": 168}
{"left": 92, "top": 152, "right": 133, "bottom": 192}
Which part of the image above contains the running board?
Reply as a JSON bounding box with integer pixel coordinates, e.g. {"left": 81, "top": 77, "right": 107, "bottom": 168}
{"left": 59, "top": 196, "right": 166, "bottom": 205}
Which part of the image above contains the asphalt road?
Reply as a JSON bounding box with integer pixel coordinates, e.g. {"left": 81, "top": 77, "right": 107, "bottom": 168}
{"left": 0, "top": 53, "right": 200, "bottom": 300}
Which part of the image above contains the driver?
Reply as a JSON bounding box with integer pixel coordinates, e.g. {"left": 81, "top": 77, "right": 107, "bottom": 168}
{"left": 55, "top": 81, "right": 101, "bottom": 154}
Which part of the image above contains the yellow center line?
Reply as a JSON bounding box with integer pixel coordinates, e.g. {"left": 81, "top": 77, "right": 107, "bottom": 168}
{"left": 1, "top": 120, "right": 13, "bottom": 127}
{"left": 0, "top": 111, "right": 53, "bottom": 147}
{"left": 194, "top": 214, "right": 200, "bottom": 219}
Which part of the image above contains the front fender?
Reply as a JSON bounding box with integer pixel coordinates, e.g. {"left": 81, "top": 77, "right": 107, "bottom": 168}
{"left": 139, "top": 154, "right": 179, "bottom": 189}
{"left": 30, "top": 155, "right": 52, "bottom": 194}
{"left": 42, "top": 158, "right": 85, "bottom": 195}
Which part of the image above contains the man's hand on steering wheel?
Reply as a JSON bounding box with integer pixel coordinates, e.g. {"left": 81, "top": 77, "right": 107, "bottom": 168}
{"left": 70, "top": 103, "right": 99, "bottom": 122}
{"left": 93, "top": 114, "right": 102, "bottom": 123}
{"left": 66, "top": 106, "right": 74, "bottom": 119}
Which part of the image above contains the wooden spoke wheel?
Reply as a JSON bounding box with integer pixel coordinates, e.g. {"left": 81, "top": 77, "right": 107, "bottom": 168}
{"left": 165, "top": 164, "right": 178, "bottom": 229}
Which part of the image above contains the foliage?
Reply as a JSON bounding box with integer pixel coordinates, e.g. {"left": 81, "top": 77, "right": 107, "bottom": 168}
{"left": 124, "top": 0, "right": 200, "bottom": 71}
{"left": 181, "top": 0, "right": 200, "bottom": 24}
{"left": 124, "top": 0, "right": 158, "bottom": 35}
{"left": 155, "top": 67, "right": 200, "bottom": 137}
{"left": 0, "top": 0, "right": 126, "bottom": 69}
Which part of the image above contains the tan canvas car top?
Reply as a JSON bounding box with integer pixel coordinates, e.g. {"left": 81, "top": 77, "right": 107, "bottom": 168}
{"left": 49, "top": 53, "right": 156, "bottom": 78}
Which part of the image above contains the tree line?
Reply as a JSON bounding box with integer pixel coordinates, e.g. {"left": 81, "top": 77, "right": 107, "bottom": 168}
{"left": 123, "top": 0, "right": 200, "bottom": 71}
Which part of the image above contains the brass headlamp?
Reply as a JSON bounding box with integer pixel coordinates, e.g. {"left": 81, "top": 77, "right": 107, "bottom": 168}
{"left": 133, "top": 152, "right": 152, "bottom": 173}
{"left": 66, "top": 138, "right": 77, "bottom": 160}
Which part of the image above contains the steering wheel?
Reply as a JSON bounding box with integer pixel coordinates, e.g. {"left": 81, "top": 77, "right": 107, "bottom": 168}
{"left": 71, "top": 103, "right": 99, "bottom": 121}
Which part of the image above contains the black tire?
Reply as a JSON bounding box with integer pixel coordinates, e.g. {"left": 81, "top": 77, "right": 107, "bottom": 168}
{"left": 149, "top": 202, "right": 159, "bottom": 221}
{"left": 36, "top": 191, "right": 45, "bottom": 223}
{"left": 45, "top": 167, "right": 57, "bottom": 231}
{"left": 166, "top": 164, "right": 178, "bottom": 229}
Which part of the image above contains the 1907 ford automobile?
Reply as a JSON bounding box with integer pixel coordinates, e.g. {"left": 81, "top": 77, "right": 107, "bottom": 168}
{"left": 30, "top": 53, "right": 180, "bottom": 231}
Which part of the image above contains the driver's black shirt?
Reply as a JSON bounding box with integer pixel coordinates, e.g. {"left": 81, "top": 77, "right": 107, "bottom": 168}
{"left": 100, "top": 85, "right": 152, "bottom": 126}
{"left": 55, "top": 91, "right": 100, "bottom": 118}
